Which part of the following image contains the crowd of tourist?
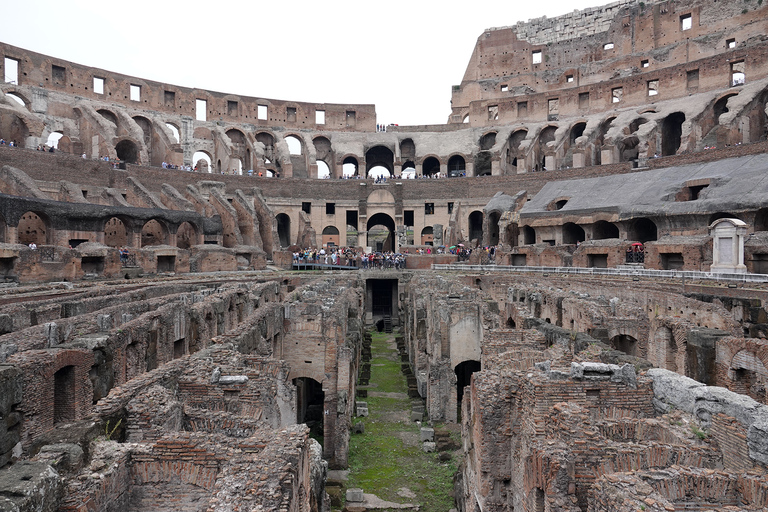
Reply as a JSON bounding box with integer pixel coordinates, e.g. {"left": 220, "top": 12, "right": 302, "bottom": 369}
{"left": 292, "top": 247, "right": 407, "bottom": 269}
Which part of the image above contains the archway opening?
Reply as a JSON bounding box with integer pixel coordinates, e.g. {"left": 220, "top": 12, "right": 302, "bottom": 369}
{"left": 294, "top": 377, "right": 325, "bottom": 445}
{"left": 115, "top": 140, "right": 139, "bottom": 164}
{"left": 365, "top": 146, "right": 394, "bottom": 176}
{"left": 422, "top": 157, "right": 440, "bottom": 177}
{"left": 322, "top": 225, "right": 339, "bottom": 248}
{"left": 276, "top": 213, "right": 291, "bottom": 248}
{"left": 104, "top": 217, "right": 128, "bottom": 247}
{"left": 141, "top": 219, "right": 167, "bottom": 247}
{"left": 479, "top": 132, "right": 497, "bottom": 151}
{"left": 343, "top": 156, "right": 359, "bottom": 178}
{"left": 193, "top": 151, "right": 212, "bottom": 173}
{"left": 661, "top": 112, "right": 685, "bottom": 156}
{"left": 708, "top": 212, "right": 739, "bottom": 225}
{"left": 523, "top": 225, "right": 536, "bottom": 245}
{"left": 317, "top": 160, "right": 331, "bottom": 179}
{"left": 474, "top": 151, "right": 492, "bottom": 176}
{"left": 18, "top": 211, "right": 49, "bottom": 246}
{"left": 46, "top": 131, "right": 63, "bottom": 149}
{"left": 610, "top": 334, "right": 637, "bottom": 356}
{"left": 570, "top": 122, "right": 586, "bottom": 144}
{"left": 468, "top": 211, "right": 484, "bottom": 244}
{"left": 448, "top": 155, "right": 466, "bottom": 177}
{"left": 176, "top": 222, "right": 197, "bottom": 249}
{"left": 367, "top": 213, "right": 395, "bottom": 252}
{"left": 455, "top": 360, "right": 481, "bottom": 420}
{"left": 562, "top": 223, "right": 585, "bottom": 245}
{"left": 628, "top": 218, "right": 657, "bottom": 243}
{"left": 420, "top": 226, "right": 434, "bottom": 246}
{"left": 593, "top": 221, "right": 619, "bottom": 240}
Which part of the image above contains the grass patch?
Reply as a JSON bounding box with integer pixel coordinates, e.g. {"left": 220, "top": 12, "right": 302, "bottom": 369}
{"left": 344, "top": 330, "right": 458, "bottom": 512}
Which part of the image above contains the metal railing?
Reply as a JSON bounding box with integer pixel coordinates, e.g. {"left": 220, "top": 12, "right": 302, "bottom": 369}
{"left": 430, "top": 263, "right": 768, "bottom": 283}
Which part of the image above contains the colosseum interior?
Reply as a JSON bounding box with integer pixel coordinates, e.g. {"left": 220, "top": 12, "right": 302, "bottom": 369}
{"left": 1, "top": 0, "right": 768, "bottom": 511}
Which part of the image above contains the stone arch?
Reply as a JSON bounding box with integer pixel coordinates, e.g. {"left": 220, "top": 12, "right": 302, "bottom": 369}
{"left": 141, "top": 219, "right": 168, "bottom": 247}
{"left": 627, "top": 218, "right": 657, "bottom": 243}
{"left": 18, "top": 211, "right": 50, "bottom": 245}
{"left": 523, "top": 225, "right": 536, "bottom": 245}
{"left": 708, "top": 212, "right": 740, "bottom": 225}
{"left": 313, "top": 136, "right": 333, "bottom": 178}
{"left": 593, "top": 220, "right": 619, "bottom": 240}
{"left": 365, "top": 145, "right": 394, "bottom": 174}
{"left": 447, "top": 155, "right": 466, "bottom": 176}
{"left": 468, "top": 211, "right": 483, "bottom": 244}
{"left": 165, "top": 122, "right": 180, "bottom": 143}
{"left": 226, "top": 128, "right": 246, "bottom": 145}
{"left": 0, "top": 112, "right": 29, "bottom": 146}
{"left": 97, "top": 109, "right": 118, "bottom": 126}
{"left": 506, "top": 129, "right": 528, "bottom": 172}
{"left": 176, "top": 221, "right": 198, "bottom": 249}
{"left": 45, "top": 130, "right": 64, "bottom": 149}
{"left": 132, "top": 115, "right": 152, "bottom": 145}
{"left": 422, "top": 156, "right": 440, "bottom": 177}
{"left": 322, "top": 225, "right": 340, "bottom": 247}
{"left": 713, "top": 93, "right": 739, "bottom": 124}
{"left": 367, "top": 212, "right": 396, "bottom": 252}
{"left": 755, "top": 208, "right": 768, "bottom": 231}
{"left": 104, "top": 216, "right": 130, "bottom": 247}
{"left": 595, "top": 116, "right": 616, "bottom": 165}
{"left": 536, "top": 125, "right": 558, "bottom": 170}
{"left": 570, "top": 121, "right": 587, "bottom": 143}
{"left": 342, "top": 155, "right": 359, "bottom": 177}
{"left": 479, "top": 132, "right": 497, "bottom": 150}
{"left": 5, "top": 91, "right": 29, "bottom": 107}
{"left": 193, "top": 150, "right": 212, "bottom": 173}
{"left": 420, "top": 226, "right": 434, "bottom": 245}
{"left": 400, "top": 138, "right": 416, "bottom": 161}
{"left": 115, "top": 139, "right": 140, "bottom": 164}
{"left": 474, "top": 151, "right": 492, "bottom": 176}
{"left": 610, "top": 333, "right": 638, "bottom": 356}
{"left": 276, "top": 213, "right": 291, "bottom": 248}
{"left": 562, "top": 223, "right": 585, "bottom": 245}
{"left": 285, "top": 134, "right": 307, "bottom": 177}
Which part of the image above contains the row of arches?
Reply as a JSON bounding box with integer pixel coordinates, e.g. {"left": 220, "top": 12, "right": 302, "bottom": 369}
{"left": 6, "top": 211, "right": 202, "bottom": 249}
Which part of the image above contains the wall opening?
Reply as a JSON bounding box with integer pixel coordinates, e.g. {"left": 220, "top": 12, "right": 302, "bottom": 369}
{"left": 610, "top": 334, "right": 637, "bottom": 356}
{"left": 455, "top": 360, "right": 481, "bottom": 420}
{"left": 661, "top": 112, "right": 685, "bottom": 156}
{"left": 294, "top": 377, "right": 325, "bottom": 445}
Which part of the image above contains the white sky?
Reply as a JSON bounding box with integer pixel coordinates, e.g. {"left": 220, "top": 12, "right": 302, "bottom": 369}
{"left": 1, "top": 0, "right": 603, "bottom": 127}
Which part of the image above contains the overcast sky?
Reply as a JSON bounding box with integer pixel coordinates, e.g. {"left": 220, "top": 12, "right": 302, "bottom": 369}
{"left": 1, "top": 0, "right": 604, "bottom": 127}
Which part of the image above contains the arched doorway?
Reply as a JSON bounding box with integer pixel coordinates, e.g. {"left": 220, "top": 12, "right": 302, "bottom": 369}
{"left": 422, "top": 156, "right": 440, "bottom": 177}
{"left": 104, "top": 217, "right": 129, "bottom": 247}
{"left": 468, "top": 211, "right": 484, "bottom": 244}
{"left": 420, "top": 226, "right": 434, "bottom": 246}
{"left": 322, "top": 226, "right": 339, "bottom": 248}
{"left": 18, "top": 211, "right": 49, "bottom": 246}
{"left": 141, "top": 219, "right": 168, "bottom": 247}
{"left": 115, "top": 140, "right": 139, "bottom": 164}
{"left": 365, "top": 146, "right": 394, "bottom": 176}
{"left": 562, "top": 223, "right": 585, "bottom": 245}
{"left": 176, "top": 221, "right": 197, "bottom": 249}
{"left": 610, "top": 334, "right": 637, "bottom": 356}
{"left": 276, "top": 214, "right": 291, "bottom": 248}
{"left": 193, "top": 151, "right": 212, "bottom": 173}
{"left": 593, "top": 221, "right": 619, "bottom": 240}
{"left": 448, "top": 155, "right": 466, "bottom": 176}
{"left": 293, "top": 377, "right": 325, "bottom": 444}
{"left": 628, "top": 218, "right": 657, "bottom": 243}
{"left": 343, "top": 156, "right": 359, "bottom": 178}
{"left": 455, "top": 360, "right": 481, "bottom": 420}
{"left": 523, "top": 225, "right": 536, "bottom": 245}
{"left": 367, "top": 213, "right": 396, "bottom": 252}
{"left": 661, "top": 112, "right": 685, "bottom": 156}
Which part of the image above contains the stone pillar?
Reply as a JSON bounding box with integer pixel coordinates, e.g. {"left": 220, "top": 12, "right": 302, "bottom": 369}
{"left": 709, "top": 218, "right": 747, "bottom": 273}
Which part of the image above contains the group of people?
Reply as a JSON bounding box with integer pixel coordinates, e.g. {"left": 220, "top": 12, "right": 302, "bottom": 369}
{"left": 0, "top": 139, "right": 18, "bottom": 147}
{"left": 36, "top": 144, "right": 55, "bottom": 153}
{"left": 161, "top": 161, "right": 194, "bottom": 171}
{"left": 291, "top": 247, "right": 408, "bottom": 270}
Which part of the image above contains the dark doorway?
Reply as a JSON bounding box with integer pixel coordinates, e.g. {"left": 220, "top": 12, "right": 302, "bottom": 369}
{"left": 367, "top": 279, "right": 397, "bottom": 327}
{"left": 455, "top": 360, "right": 481, "bottom": 420}
{"left": 115, "top": 139, "right": 139, "bottom": 164}
{"left": 468, "top": 211, "right": 484, "bottom": 244}
{"left": 661, "top": 112, "right": 685, "bottom": 156}
{"left": 610, "top": 334, "right": 637, "bottom": 356}
{"left": 294, "top": 377, "right": 325, "bottom": 445}
{"left": 276, "top": 213, "right": 291, "bottom": 248}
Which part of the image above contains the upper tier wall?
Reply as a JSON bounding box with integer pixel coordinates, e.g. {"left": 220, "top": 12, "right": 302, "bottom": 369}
{"left": 0, "top": 42, "right": 376, "bottom": 133}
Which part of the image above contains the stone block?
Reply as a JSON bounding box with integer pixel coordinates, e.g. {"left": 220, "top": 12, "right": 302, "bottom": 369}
{"left": 411, "top": 410, "right": 423, "bottom": 422}
{"left": 346, "top": 488, "right": 364, "bottom": 502}
{"left": 420, "top": 427, "right": 434, "bottom": 442}
{"left": 356, "top": 406, "right": 368, "bottom": 417}
{"left": 422, "top": 442, "right": 436, "bottom": 453}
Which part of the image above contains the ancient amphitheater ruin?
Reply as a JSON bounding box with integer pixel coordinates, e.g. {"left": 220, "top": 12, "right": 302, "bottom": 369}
{"left": 1, "top": 0, "right": 768, "bottom": 510}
